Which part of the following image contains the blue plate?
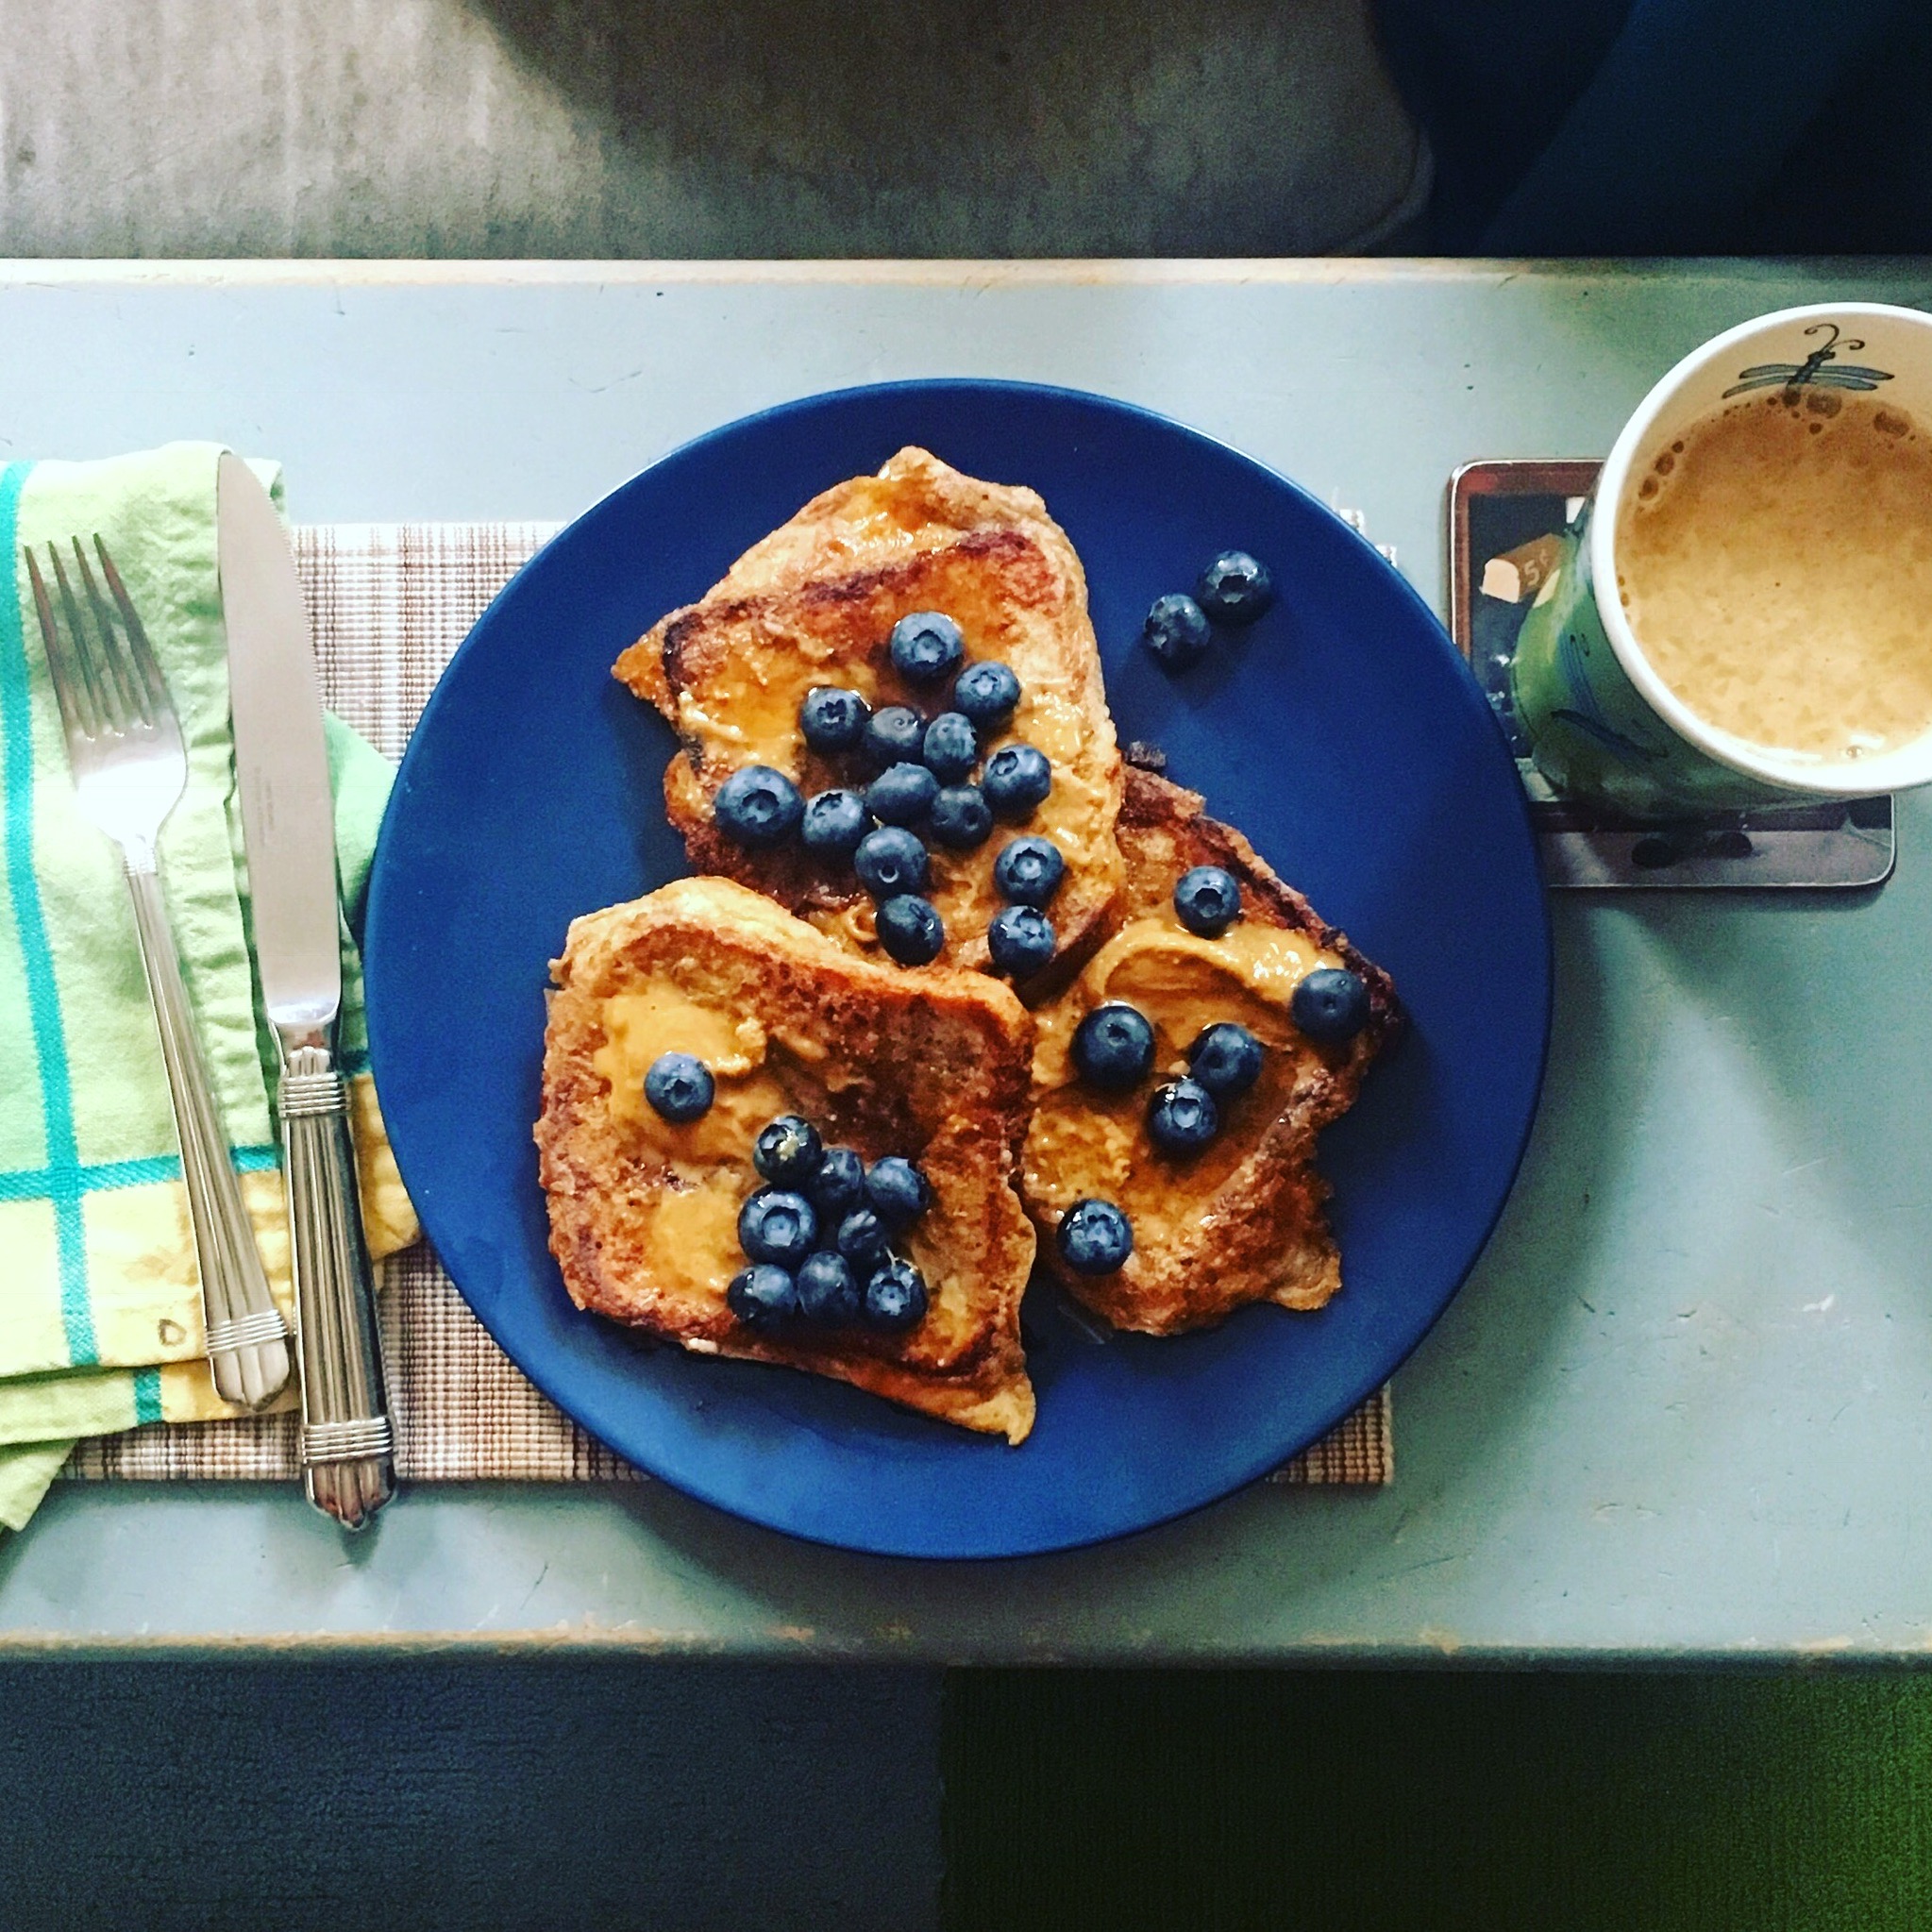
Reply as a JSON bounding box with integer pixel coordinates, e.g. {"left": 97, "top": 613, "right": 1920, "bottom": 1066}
{"left": 363, "top": 380, "right": 1550, "bottom": 1559}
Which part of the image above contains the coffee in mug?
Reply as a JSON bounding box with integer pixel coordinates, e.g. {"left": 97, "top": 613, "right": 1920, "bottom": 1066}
{"left": 1510, "top": 302, "right": 1932, "bottom": 818}
{"left": 1616, "top": 391, "right": 1932, "bottom": 765}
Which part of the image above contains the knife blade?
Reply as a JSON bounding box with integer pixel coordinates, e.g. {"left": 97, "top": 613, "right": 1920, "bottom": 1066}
{"left": 219, "top": 452, "right": 395, "bottom": 1529}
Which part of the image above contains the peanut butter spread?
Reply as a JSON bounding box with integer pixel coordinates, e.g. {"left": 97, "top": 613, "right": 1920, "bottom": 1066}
{"left": 589, "top": 967, "right": 986, "bottom": 1366}
{"left": 1024, "top": 911, "right": 1345, "bottom": 1238}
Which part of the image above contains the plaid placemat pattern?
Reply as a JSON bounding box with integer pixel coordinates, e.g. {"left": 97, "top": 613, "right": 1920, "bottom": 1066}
{"left": 61, "top": 519, "right": 1391, "bottom": 1489}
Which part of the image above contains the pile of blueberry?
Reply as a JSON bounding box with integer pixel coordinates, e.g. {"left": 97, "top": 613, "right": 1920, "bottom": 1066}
{"left": 639, "top": 1058, "right": 935, "bottom": 1335}
{"left": 1068, "top": 1000, "right": 1267, "bottom": 1161}
{"left": 1050, "top": 864, "right": 1371, "bottom": 1279}
{"left": 1142, "top": 548, "right": 1277, "bottom": 672}
{"left": 725, "top": 1115, "right": 933, "bottom": 1336}
{"left": 707, "top": 611, "right": 1063, "bottom": 975}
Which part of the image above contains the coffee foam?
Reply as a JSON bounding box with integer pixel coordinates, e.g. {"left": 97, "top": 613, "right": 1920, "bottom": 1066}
{"left": 1615, "top": 391, "right": 1932, "bottom": 764}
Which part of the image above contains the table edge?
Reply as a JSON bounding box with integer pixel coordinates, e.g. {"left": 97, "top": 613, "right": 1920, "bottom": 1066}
{"left": 6, "top": 1630, "right": 1931, "bottom": 1668}
{"left": 0, "top": 256, "right": 1926, "bottom": 292}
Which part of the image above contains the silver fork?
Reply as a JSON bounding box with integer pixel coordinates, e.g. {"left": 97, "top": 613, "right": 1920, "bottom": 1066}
{"left": 26, "top": 537, "right": 292, "bottom": 1410}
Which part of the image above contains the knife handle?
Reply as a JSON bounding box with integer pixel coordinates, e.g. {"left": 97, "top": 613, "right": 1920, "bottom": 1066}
{"left": 280, "top": 1040, "right": 395, "bottom": 1531}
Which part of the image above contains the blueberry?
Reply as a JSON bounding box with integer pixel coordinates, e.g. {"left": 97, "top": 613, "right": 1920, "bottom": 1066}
{"left": 952, "top": 660, "right": 1021, "bottom": 728}
{"left": 1071, "top": 1003, "right": 1156, "bottom": 1092}
{"left": 1057, "top": 1199, "right": 1134, "bottom": 1275}
{"left": 863, "top": 1256, "right": 930, "bottom": 1332}
{"left": 1173, "top": 865, "right": 1241, "bottom": 936}
{"left": 643, "top": 1051, "right": 714, "bottom": 1123}
{"left": 889, "top": 611, "right": 965, "bottom": 684}
{"left": 726, "top": 1263, "right": 798, "bottom": 1330}
{"left": 1186, "top": 1022, "right": 1265, "bottom": 1098}
{"left": 737, "top": 1188, "right": 818, "bottom": 1268}
{"left": 993, "top": 835, "right": 1066, "bottom": 908}
{"left": 798, "top": 685, "right": 871, "bottom": 754}
{"left": 982, "top": 743, "right": 1052, "bottom": 820}
{"left": 752, "top": 1114, "right": 823, "bottom": 1187}
{"left": 865, "top": 1156, "right": 932, "bottom": 1228}
{"left": 1291, "top": 966, "right": 1371, "bottom": 1045}
{"left": 808, "top": 1146, "right": 866, "bottom": 1218}
{"left": 877, "top": 894, "right": 946, "bottom": 966}
{"left": 854, "top": 825, "right": 931, "bottom": 898}
{"left": 1143, "top": 593, "right": 1213, "bottom": 670}
{"left": 800, "top": 788, "right": 872, "bottom": 861}
{"left": 929, "top": 784, "right": 994, "bottom": 849}
{"left": 921, "top": 712, "right": 979, "bottom": 783}
{"left": 835, "top": 1207, "right": 890, "bottom": 1271}
{"left": 987, "top": 905, "right": 1057, "bottom": 978}
{"left": 796, "top": 1251, "right": 863, "bottom": 1326}
{"left": 714, "top": 764, "right": 804, "bottom": 848}
{"left": 1196, "top": 550, "right": 1276, "bottom": 625}
{"left": 863, "top": 705, "right": 928, "bottom": 771}
{"left": 865, "top": 761, "right": 940, "bottom": 827}
{"left": 1147, "top": 1078, "right": 1219, "bottom": 1155}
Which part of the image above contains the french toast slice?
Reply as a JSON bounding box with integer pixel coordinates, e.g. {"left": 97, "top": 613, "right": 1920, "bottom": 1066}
{"left": 535, "top": 877, "right": 1039, "bottom": 1440}
{"left": 1022, "top": 767, "right": 1400, "bottom": 1336}
{"left": 614, "top": 446, "right": 1125, "bottom": 985}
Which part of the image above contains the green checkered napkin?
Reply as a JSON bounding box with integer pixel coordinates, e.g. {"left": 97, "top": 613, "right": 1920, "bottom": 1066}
{"left": 0, "top": 445, "right": 412, "bottom": 1532}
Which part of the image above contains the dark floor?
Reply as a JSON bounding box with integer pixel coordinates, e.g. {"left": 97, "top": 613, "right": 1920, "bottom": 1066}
{"left": 945, "top": 1669, "right": 1932, "bottom": 1932}
{"left": 0, "top": 1660, "right": 941, "bottom": 1932}
{"left": 10, "top": 1662, "right": 1932, "bottom": 1929}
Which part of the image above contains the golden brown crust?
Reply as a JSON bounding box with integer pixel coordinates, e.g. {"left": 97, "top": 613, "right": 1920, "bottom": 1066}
{"left": 1025, "top": 768, "right": 1401, "bottom": 1336}
{"left": 614, "top": 446, "right": 1124, "bottom": 987}
{"left": 535, "top": 879, "right": 1038, "bottom": 1440}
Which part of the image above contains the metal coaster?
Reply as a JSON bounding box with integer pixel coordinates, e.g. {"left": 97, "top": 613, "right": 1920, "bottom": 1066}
{"left": 1448, "top": 460, "right": 1894, "bottom": 891}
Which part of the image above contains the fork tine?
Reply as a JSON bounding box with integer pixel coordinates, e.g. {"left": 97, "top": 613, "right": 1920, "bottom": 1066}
{"left": 24, "top": 547, "right": 92, "bottom": 744}
{"left": 92, "top": 537, "right": 171, "bottom": 728}
{"left": 72, "top": 536, "right": 152, "bottom": 731}
{"left": 46, "top": 545, "right": 118, "bottom": 736}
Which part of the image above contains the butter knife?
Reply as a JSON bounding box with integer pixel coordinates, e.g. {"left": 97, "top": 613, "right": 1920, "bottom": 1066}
{"left": 218, "top": 453, "right": 395, "bottom": 1529}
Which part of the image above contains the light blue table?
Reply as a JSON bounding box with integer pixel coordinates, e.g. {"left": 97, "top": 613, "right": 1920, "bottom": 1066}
{"left": 4, "top": 259, "right": 1930, "bottom": 1662}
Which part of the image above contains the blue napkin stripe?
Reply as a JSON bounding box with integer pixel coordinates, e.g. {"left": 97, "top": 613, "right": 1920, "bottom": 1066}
{"left": 0, "top": 459, "right": 96, "bottom": 1369}
{"left": 0, "top": 1144, "right": 280, "bottom": 1204}
{"left": 132, "top": 1367, "right": 162, "bottom": 1425}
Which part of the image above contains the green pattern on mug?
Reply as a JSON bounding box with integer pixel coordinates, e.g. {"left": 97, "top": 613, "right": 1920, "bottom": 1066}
{"left": 1511, "top": 529, "right": 1810, "bottom": 818}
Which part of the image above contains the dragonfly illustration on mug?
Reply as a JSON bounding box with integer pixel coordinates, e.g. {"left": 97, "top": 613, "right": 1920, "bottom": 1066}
{"left": 1722, "top": 321, "right": 1894, "bottom": 397}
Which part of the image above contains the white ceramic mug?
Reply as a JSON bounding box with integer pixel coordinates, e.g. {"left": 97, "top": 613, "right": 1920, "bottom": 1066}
{"left": 1511, "top": 301, "right": 1932, "bottom": 818}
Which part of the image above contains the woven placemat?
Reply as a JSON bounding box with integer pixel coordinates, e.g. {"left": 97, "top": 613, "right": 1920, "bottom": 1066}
{"left": 62, "top": 520, "right": 1391, "bottom": 1490}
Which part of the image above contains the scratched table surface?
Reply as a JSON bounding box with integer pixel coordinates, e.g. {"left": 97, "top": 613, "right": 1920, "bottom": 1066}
{"left": 4, "top": 258, "right": 1931, "bottom": 1663}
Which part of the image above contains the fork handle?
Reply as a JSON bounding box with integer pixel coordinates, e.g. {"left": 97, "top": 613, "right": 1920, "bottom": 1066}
{"left": 279, "top": 1038, "right": 395, "bottom": 1530}
{"left": 123, "top": 858, "right": 291, "bottom": 1411}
